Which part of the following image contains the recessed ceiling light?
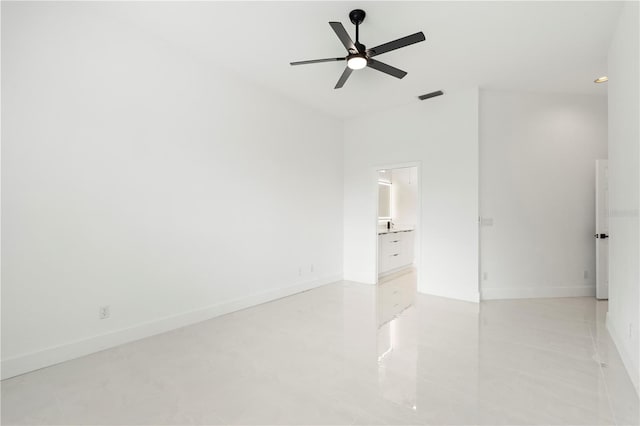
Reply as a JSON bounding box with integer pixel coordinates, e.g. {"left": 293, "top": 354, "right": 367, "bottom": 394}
{"left": 594, "top": 76, "right": 609, "bottom": 83}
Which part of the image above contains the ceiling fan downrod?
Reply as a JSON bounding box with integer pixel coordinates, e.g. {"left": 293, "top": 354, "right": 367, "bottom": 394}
{"left": 349, "top": 9, "right": 366, "bottom": 52}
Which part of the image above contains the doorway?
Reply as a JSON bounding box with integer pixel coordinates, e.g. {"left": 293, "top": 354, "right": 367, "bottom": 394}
{"left": 375, "top": 165, "right": 420, "bottom": 285}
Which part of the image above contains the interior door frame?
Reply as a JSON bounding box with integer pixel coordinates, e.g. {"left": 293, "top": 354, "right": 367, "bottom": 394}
{"left": 595, "top": 159, "right": 609, "bottom": 300}
{"left": 373, "top": 161, "right": 422, "bottom": 286}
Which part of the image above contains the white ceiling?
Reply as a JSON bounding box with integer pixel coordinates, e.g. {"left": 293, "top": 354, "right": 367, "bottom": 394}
{"left": 112, "top": 1, "right": 621, "bottom": 118}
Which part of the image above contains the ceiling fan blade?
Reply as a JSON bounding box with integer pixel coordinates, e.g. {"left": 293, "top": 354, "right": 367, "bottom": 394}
{"left": 329, "top": 22, "right": 358, "bottom": 53}
{"left": 290, "top": 57, "right": 346, "bottom": 66}
{"left": 334, "top": 67, "right": 353, "bottom": 89}
{"left": 367, "top": 59, "right": 407, "bottom": 79}
{"left": 367, "top": 32, "right": 426, "bottom": 57}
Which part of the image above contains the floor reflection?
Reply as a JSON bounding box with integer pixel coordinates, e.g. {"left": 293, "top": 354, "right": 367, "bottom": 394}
{"left": 376, "top": 270, "right": 417, "bottom": 410}
{"left": 371, "top": 269, "right": 638, "bottom": 425}
{"left": 2, "top": 270, "right": 638, "bottom": 425}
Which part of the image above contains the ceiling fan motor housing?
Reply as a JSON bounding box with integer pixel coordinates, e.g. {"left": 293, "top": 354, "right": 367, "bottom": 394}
{"left": 349, "top": 9, "right": 366, "bottom": 26}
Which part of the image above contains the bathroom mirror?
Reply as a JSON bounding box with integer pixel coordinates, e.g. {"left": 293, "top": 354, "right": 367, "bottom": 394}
{"left": 378, "top": 183, "right": 391, "bottom": 219}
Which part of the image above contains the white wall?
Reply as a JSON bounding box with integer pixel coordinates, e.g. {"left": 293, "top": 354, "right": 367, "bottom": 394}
{"left": 1, "top": 3, "right": 344, "bottom": 378}
{"left": 343, "top": 88, "right": 479, "bottom": 302}
{"left": 391, "top": 167, "right": 418, "bottom": 228}
{"left": 606, "top": 1, "right": 639, "bottom": 394}
{"left": 479, "top": 90, "right": 608, "bottom": 300}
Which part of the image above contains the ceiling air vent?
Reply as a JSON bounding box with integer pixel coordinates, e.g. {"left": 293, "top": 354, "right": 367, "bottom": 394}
{"left": 418, "top": 90, "right": 444, "bottom": 100}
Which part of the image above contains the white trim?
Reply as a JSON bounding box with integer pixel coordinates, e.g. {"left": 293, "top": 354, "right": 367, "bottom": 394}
{"left": 421, "top": 286, "right": 480, "bottom": 304}
{"left": 607, "top": 315, "right": 640, "bottom": 397}
{"left": 1, "top": 274, "right": 342, "bottom": 380}
{"left": 378, "top": 265, "right": 414, "bottom": 280}
{"left": 481, "top": 285, "right": 595, "bottom": 300}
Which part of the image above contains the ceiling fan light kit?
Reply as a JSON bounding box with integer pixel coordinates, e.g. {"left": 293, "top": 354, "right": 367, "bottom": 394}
{"left": 290, "top": 9, "right": 426, "bottom": 89}
{"left": 347, "top": 55, "right": 367, "bottom": 70}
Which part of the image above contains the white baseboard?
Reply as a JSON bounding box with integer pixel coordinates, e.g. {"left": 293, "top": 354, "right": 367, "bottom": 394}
{"left": 378, "top": 265, "right": 414, "bottom": 281}
{"left": 481, "top": 285, "right": 595, "bottom": 300}
{"left": 1, "top": 274, "right": 342, "bottom": 380}
{"left": 606, "top": 314, "right": 640, "bottom": 397}
{"left": 420, "top": 286, "right": 480, "bottom": 304}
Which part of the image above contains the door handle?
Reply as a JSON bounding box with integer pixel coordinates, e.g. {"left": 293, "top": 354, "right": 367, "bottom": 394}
{"left": 594, "top": 233, "right": 609, "bottom": 239}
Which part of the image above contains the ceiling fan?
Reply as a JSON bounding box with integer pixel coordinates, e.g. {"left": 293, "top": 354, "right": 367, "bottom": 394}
{"left": 290, "top": 9, "right": 425, "bottom": 89}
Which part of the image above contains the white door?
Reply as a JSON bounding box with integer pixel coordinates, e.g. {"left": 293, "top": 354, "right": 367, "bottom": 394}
{"left": 595, "top": 160, "right": 609, "bottom": 300}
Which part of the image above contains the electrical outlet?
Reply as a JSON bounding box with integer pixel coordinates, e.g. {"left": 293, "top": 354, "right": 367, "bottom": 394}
{"left": 481, "top": 218, "right": 494, "bottom": 226}
{"left": 483, "top": 272, "right": 488, "bottom": 281}
{"left": 99, "top": 305, "right": 110, "bottom": 320}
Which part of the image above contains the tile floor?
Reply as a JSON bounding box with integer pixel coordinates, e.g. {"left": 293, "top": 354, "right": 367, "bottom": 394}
{"left": 2, "top": 270, "right": 638, "bottom": 425}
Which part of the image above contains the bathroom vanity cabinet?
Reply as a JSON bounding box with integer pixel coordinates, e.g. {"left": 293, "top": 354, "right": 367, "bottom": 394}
{"left": 378, "top": 229, "right": 414, "bottom": 276}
